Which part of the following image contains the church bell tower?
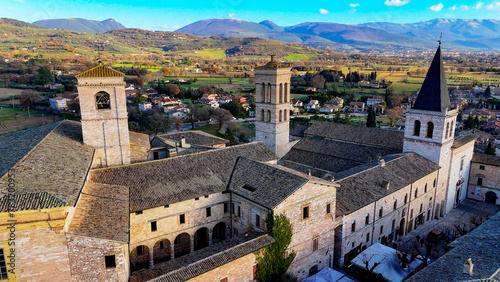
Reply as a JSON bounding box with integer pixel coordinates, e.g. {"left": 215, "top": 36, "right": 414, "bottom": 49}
{"left": 76, "top": 65, "right": 131, "bottom": 167}
{"left": 255, "top": 55, "right": 292, "bottom": 157}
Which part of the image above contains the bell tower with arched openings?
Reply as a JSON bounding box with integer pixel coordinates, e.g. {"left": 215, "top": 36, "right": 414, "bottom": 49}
{"left": 76, "top": 65, "right": 130, "bottom": 167}
{"left": 403, "top": 44, "right": 458, "bottom": 217}
{"left": 255, "top": 55, "right": 292, "bottom": 157}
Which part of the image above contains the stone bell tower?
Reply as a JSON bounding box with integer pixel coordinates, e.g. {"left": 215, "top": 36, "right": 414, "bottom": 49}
{"left": 76, "top": 65, "right": 130, "bottom": 168}
{"left": 255, "top": 55, "right": 292, "bottom": 157}
{"left": 403, "top": 44, "right": 458, "bottom": 217}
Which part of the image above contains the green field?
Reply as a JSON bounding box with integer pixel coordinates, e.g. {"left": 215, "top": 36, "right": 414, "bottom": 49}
{"left": 194, "top": 49, "right": 226, "bottom": 59}
{"left": 285, "top": 54, "right": 319, "bottom": 60}
{"left": 0, "top": 107, "right": 44, "bottom": 121}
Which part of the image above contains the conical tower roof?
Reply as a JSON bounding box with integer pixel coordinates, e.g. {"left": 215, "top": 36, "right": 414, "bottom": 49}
{"left": 412, "top": 45, "right": 450, "bottom": 112}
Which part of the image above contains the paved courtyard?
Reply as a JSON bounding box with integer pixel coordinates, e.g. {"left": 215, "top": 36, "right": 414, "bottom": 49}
{"left": 396, "top": 199, "right": 500, "bottom": 261}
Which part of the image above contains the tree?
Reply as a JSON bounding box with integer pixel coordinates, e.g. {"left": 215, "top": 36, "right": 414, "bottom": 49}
{"left": 224, "top": 129, "right": 237, "bottom": 146}
{"left": 255, "top": 213, "right": 296, "bottom": 282}
{"left": 145, "top": 113, "right": 171, "bottom": 135}
{"left": 366, "top": 107, "right": 376, "bottom": 128}
{"left": 485, "top": 141, "right": 496, "bottom": 155}
{"left": 198, "top": 84, "right": 214, "bottom": 95}
{"left": 19, "top": 90, "right": 42, "bottom": 117}
{"left": 165, "top": 84, "right": 180, "bottom": 96}
{"left": 484, "top": 86, "right": 492, "bottom": 98}
{"left": 386, "top": 107, "right": 404, "bottom": 127}
{"left": 33, "top": 67, "right": 53, "bottom": 85}
{"left": 220, "top": 101, "right": 246, "bottom": 119}
{"left": 311, "top": 75, "right": 326, "bottom": 90}
{"left": 173, "top": 116, "right": 183, "bottom": 132}
{"left": 210, "top": 108, "right": 233, "bottom": 130}
{"left": 185, "top": 104, "right": 210, "bottom": 129}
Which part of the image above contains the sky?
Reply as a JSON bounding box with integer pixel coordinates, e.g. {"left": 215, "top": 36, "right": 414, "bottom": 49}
{"left": 2, "top": 0, "right": 500, "bottom": 31}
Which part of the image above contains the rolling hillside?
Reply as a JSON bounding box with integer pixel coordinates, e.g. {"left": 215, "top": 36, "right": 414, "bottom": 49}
{"left": 33, "top": 18, "right": 126, "bottom": 33}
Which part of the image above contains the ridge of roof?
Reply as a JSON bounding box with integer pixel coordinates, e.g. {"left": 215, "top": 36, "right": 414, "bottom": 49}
{"left": 75, "top": 64, "right": 125, "bottom": 78}
{"left": 412, "top": 45, "right": 451, "bottom": 112}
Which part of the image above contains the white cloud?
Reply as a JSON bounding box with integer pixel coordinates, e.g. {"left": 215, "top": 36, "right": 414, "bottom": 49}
{"left": 429, "top": 3, "right": 444, "bottom": 11}
{"left": 486, "top": 1, "right": 500, "bottom": 10}
{"left": 349, "top": 3, "right": 360, "bottom": 7}
{"left": 461, "top": 4, "right": 470, "bottom": 10}
{"left": 319, "top": 8, "right": 329, "bottom": 14}
{"left": 228, "top": 13, "right": 235, "bottom": 18}
{"left": 384, "top": 0, "right": 410, "bottom": 7}
{"left": 474, "top": 2, "right": 483, "bottom": 9}
{"left": 449, "top": 5, "right": 457, "bottom": 10}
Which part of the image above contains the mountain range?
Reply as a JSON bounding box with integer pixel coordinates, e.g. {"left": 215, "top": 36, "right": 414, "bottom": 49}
{"left": 176, "top": 18, "right": 500, "bottom": 51}
{"left": 33, "top": 18, "right": 125, "bottom": 34}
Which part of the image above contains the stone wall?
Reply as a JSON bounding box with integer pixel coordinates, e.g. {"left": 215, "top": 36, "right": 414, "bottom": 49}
{"left": 467, "top": 161, "right": 500, "bottom": 204}
{"left": 188, "top": 252, "right": 257, "bottom": 282}
{"left": 66, "top": 235, "right": 128, "bottom": 281}
{"left": 446, "top": 141, "right": 474, "bottom": 212}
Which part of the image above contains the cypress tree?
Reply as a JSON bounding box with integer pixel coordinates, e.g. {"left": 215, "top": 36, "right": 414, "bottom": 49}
{"left": 485, "top": 142, "right": 496, "bottom": 155}
{"left": 366, "top": 107, "right": 376, "bottom": 127}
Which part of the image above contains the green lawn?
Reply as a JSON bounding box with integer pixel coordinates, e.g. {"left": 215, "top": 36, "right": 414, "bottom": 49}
{"left": 192, "top": 124, "right": 223, "bottom": 137}
{"left": 285, "top": 54, "right": 319, "bottom": 60}
{"left": 195, "top": 49, "right": 226, "bottom": 59}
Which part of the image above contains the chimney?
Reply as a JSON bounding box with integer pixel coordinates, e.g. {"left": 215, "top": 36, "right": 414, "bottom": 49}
{"left": 179, "top": 136, "right": 191, "bottom": 148}
{"left": 270, "top": 54, "right": 276, "bottom": 62}
{"left": 379, "top": 159, "right": 386, "bottom": 167}
{"left": 382, "top": 180, "right": 390, "bottom": 190}
{"left": 463, "top": 258, "right": 474, "bottom": 275}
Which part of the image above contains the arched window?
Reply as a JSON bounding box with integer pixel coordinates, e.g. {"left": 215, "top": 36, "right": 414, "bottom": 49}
{"left": 267, "top": 110, "right": 271, "bottom": 122}
{"left": 261, "top": 109, "right": 265, "bottom": 121}
{"left": 413, "top": 120, "right": 421, "bottom": 136}
{"left": 426, "top": 122, "right": 434, "bottom": 138}
{"left": 445, "top": 122, "right": 450, "bottom": 139}
{"left": 284, "top": 83, "right": 288, "bottom": 102}
{"left": 267, "top": 83, "right": 272, "bottom": 103}
{"left": 279, "top": 83, "right": 283, "bottom": 103}
{"left": 284, "top": 110, "right": 287, "bottom": 121}
{"left": 279, "top": 110, "right": 282, "bottom": 122}
{"left": 449, "top": 122, "right": 454, "bottom": 138}
{"left": 95, "top": 91, "right": 111, "bottom": 109}
{"left": 260, "top": 83, "right": 265, "bottom": 102}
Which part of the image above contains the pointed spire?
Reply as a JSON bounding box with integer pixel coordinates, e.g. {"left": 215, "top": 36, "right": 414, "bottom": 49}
{"left": 412, "top": 45, "right": 450, "bottom": 112}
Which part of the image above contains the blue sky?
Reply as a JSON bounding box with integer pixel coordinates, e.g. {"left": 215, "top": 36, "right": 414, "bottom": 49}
{"left": 3, "top": 0, "right": 500, "bottom": 30}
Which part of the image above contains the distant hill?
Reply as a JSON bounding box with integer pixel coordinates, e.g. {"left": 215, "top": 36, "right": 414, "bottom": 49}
{"left": 33, "top": 18, "right": 125, "bottom": 33}
{"left": 0, "top": 18, "right": 322, "bottom": 59}
{"left": 177, "top": 18, "right": 500, "bottom": 50}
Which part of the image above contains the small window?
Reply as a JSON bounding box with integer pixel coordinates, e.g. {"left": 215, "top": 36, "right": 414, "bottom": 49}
{"left": 206, "top": 207, "right": 211, "bottom": 217}
{"left": 302, "top": 205, "right": 310, "bottom": 220}
{"left": 164, "top": 205, "right": 169, "bottom": 208}
{"left": 205, "top": 195, "right": 209, "bottom": 198}
{"left": 312, "top": 238, "right": 319, "bottom": 251}
{"left": 433, "top": 179, "right": 437, "bottom": 187}
{"left": 351, "top": 221, "right": 356, "bottom": 232}
{"left": 242, "top": 184, "right": 257, "bottom": 192}
{"left": 460, "top": 156, "right": 465, "bottom": 171}
{"left": 326, "top": 203, "right": 331, "bottom": 214}
{"left": 135, "top": 211, "right": 143, "bottom": 215}
{"left": 95, "top": 92, "right": 111, "bottom": 109}
{"left": 180, "top": 214, "right": 185, "bottom": 224}
{"left": 420, "top": 203, "right": 423, "bottom": 213}
{"left": 151, "top": 221, "right": 157, "bottom": 232}
{"left": 256, "top": 214, "right": 261, "bottom": 228}
{"left": 366, "top": 233, "right": 370, "bottom": 243}
{"left": 224, "top": 203, "right": 229, "bottom": 213}
{"left": 479, "top": 165, "right": 485, "bottom": 170}
{"left": 413, "top": 120, "right": 421, "bottom": 136}
{"left": 105, "top": 255, "right": 116, "bottom": 268}
{"left": 415, "top": 188, "right": 418, "bottom": 198}
{"left": 426, "top": 122, "right": 434, "bottom": 138}
{"left": 404, "top": 194, "right": 408, "bottom": 204}
{"left": 365, "top": 214, "right": 370, "bottom": 225}
{"left": 237, "top": 206, "right": 241, "bottom": 217}
{"left": 477, "top": 178, "right": 483, "bottom": 186}
{"left": 195, "top": 197, "right": 199, "bottom": 201}
{"left": 380, "top": 225, "right": 384, "bottom": 235}
{"left": 392, "top": 219, "right": 396, "bottom": 231}
{"left": 393, "top": 199, "right": 397, "bottom": 210}
{"left": 379, "top": 207, "right": 383, "bottom": 218}
{"left": 231, "top": 203, "right": 235, "bottom": 214}
{"left": 410, "top": 209, "right": 413, "bottom": 219}
{"left": 425, "top": 184, "right": 428, "bottom": 193}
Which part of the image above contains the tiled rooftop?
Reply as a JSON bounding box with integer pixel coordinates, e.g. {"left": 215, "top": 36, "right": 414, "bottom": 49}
{"left": 228, "top": 157, "right": 336, "bottom": 209}
{"left": 0, "top": 192, "right": 66, "bottom": 212}
{"left": 334, "top": 153, "right": 440, "bottom": 216}
{"left": 472, "top": 152, "right": 500, "bottom": 167}
{"left": 75, "top": 64, "right": 125, "bottom": 78}
{"left": 89, "top": 142, "right": 277, "bottom": 212}
{"left": 68, "top": 182, "right": 129, "bottom": 243}
{"left": 157, "top": 131, "right": 229, "bottom": 147}
{"left": 130, "top": 233, "right": 275, "bottom": 282}
{"left": 0, "top": 120, "right": 94, "bottom": 207}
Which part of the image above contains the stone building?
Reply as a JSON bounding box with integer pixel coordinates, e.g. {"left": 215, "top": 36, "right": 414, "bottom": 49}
{"left": 467, "top": 153, "right": 500, "bottom": 204}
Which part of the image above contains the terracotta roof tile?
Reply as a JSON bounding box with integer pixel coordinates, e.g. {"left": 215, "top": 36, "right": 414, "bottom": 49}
{"left": 472, "top": 152, "right": 500, "bottom": 167}
{"left": 157, "top": 131, "right": 229, "bottom": 147}
{"left": 0, "top": 192, "right": 66, "bottom": 212}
